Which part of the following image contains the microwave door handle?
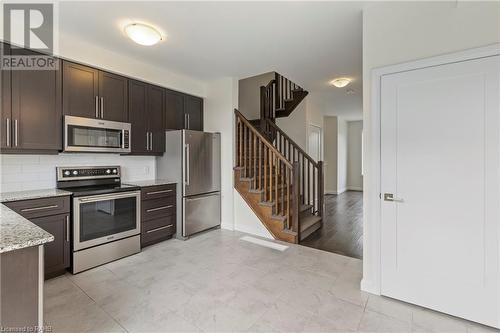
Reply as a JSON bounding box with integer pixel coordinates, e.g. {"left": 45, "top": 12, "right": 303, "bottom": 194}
{"left": 121, "top": 129, "right": 125, "bottom": 149}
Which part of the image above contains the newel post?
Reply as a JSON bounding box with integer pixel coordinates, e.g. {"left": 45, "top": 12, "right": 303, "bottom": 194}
{"left": 292, "top": 161, "right": 300, "bottom": 241}
{"left": 260, "top": 86, "right": 267, "bottom": 133}
{"left": 317, "top": 161, "right": 324, "bottom": 217}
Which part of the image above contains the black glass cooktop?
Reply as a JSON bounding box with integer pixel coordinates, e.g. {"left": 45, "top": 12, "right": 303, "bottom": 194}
{"left": 63, "top": 184, "right": 140, "bottom": 197}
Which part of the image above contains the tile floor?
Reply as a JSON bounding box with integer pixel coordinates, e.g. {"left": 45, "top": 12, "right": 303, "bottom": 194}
{"left": 44, "top": 230, "right": 498, "bottom": 333}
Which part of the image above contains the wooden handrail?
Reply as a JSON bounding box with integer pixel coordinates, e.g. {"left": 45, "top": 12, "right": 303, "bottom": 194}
{"left": 235, "top": 110, "right": 292, "bottom": 169}
{"left": 264, "top": 119, "right": 319, "bottom": 167}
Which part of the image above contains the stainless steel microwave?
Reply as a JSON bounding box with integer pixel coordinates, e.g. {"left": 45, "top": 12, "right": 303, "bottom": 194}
{"left": 64, "top": 116, "right": 131, "bottom": 153}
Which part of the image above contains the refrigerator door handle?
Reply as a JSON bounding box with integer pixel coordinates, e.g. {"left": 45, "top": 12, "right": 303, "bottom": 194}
{"left": 185, "top": 143, "right": 190, "bottom": 186}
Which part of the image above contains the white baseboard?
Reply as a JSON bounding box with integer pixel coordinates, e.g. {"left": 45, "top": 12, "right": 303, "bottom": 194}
{"left": 347, "top": 186, "right": 363, "bottom": 192}
{"left": 325, "top": 188, "right": 347, "bottom": 195}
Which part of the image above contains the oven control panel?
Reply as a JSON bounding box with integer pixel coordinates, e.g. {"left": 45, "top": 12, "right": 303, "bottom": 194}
{"left": 57, "top": 166, "right": 120, "bottom": 181}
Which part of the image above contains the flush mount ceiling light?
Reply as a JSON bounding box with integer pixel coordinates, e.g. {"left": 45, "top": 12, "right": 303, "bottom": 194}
{"left": 330, "top": 78, "right": 351, "bottom": 88}
{"left": 124, "top": 23, "right": 163, "bottom": 46}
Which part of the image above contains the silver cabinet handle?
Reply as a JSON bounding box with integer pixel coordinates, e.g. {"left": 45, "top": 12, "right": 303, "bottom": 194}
{"left": 146, "top": 189, "right": 173, "bottom": 195}
{"left": 146, "top": 205, "right": 173, "bottom": 213}
{"left": 384, "top": 193, "right": 404, "bottom": 203}
{"left": 66, "top": 215, "right": 70, "bottom": 242}
{"left": 14, "top": 119, "right": 18, "bottom": 147}
{"left": 6, "top": 118, "right": 10, "bottom": 147}
{"left": 100, "top": 97, "right": 104, "bottom": 119}
{"left": 149, "top": 132, "right": 153, "bottom": 151}
{"left": 146, "top": 224, "right": 173, "bottom": 234}
{"left": 184, "top": 114, "right": 188, "bottom": 129}
{"left": 146, "top": 132, "right": 150, "bottom": 151}
{"left": 21, "top": 204, "right": 58, "bottom": 212}
{"left": 95, "top": 96, "right": 99, "bottom": 118}
{"left": 187, "top": 114, "right": 190, "bottom": 129}
{"left": 185, "top": 143, "right": 190, "bottom": 185}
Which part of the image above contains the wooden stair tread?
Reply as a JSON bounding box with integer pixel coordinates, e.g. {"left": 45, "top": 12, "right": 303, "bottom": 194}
{"left": 300, "top": 214, "right": 322, "bottom": 232}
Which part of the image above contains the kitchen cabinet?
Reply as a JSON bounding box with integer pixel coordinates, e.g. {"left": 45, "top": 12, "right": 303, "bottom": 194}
{"left": 3, "top": 196, "right": 71, "bottom": 279}
{"left": 128, "top": 80, "right": 165, "bottom": 155}
{"left": 63, "top": 61, "right": 128, "bottom": 122}
{"left": 165, "top": 90, "right": 203, "bottom": 131}
{"left": 139, "top": 184, "right": 176, "bottom": 247}
{"left": 1, "top": 46, "right": 62, "bottom": 153}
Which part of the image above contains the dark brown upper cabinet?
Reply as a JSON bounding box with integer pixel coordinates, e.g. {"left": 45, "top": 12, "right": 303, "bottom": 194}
{"left": 1, "top": 46, "right": 62, "bottom": 153}
{"left": 63, "top": 61, "right": 128, "bottom": 122}
{"left": 128, "top": 80, "right": 165, "bottom": 155}
{"left": 165, "top": 89, "right": 203, "bottom": 131}
{"left": 184, "top": 95, "right": 203, "bottom": 131}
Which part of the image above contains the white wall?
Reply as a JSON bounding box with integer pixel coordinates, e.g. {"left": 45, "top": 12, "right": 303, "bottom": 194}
{"left": 347, "top": 120, "right": 363, "bottom": 191}
{"left": 0, "top": 154, "right": 155, "bottom": 192}
{"left": 362, "top": 1, "right": 500, "bottom": 294}
{"left": 337, "top": 118, "right": 348, "bottom": 194}
{"left": 238, "top": 72, "right": 275, "bottom": 120}
{"left": 276, "top": 102, "right": 308, "bottom": 151}
{"left": 204, "top": 77, "right": 238, "bottom": 230}
{"left": 323, "top": 116, "right": 338, "bottom": 194}
{"left": 233, "top": 190, "right": 273, "bottom": 239}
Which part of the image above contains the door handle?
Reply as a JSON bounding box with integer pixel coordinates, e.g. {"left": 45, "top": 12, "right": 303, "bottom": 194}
{"left": 185, "top": 143, "right": 190, "bottom": 186}
{"left": 6, "top": 118, "right": 10, "bottom": 147}
{"left": 14, "top": 119, "right": 18, "bottom": 147}
{"left": 100, "top": 97, "right": 104, "bottom": 118}
{"left": 66, "top": 215, "right": 70, "bottom": 242}
{"left": 21, "top": 204, "right": 58, "bottom": 212}
{"left": 384, "top": 193, "right": 404, "bottom": 203}
{"left": 95, "top": 96, "right": 99, "bottom": 118}
{"left": 146, "top": 205, "right": 173, "bottom": 213}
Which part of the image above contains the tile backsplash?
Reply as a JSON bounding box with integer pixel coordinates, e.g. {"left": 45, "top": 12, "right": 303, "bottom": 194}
{"left": 0, "top": 154, "right": 156, "bottom": 192}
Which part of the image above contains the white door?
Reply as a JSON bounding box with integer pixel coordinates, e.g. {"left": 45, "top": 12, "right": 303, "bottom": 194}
{"left": 308, "top": 124, "right": 321, "bottom": 161}
{"left": 380, "top": 55, "right": 500, "bottom": 327}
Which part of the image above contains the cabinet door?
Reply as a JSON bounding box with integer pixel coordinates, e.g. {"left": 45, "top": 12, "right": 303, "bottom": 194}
{"left": 1, "top": 43, "right": 12, "bottom": 150}
{"left": 99, "top": 71, "right": 128, "bottom": 122}
{"left": 31, "top": 214, "right": 70, "bottom": 278}
{"left": 165, "top": 90, "right": 184, "bottom": 130}
{"left": 148, "top": 84, "right": 165, "bottom": 153}
{"left": 184, "top": 95, "right": 203, "bottom": 131}
{"left": 62, "top": 61, "right": 99, "bottom": 119}
{"left": 128, "top": 80, "right": 149, "bottom": 154}
{"left": 11, "top": 49, "right": 62, "bottom": 151}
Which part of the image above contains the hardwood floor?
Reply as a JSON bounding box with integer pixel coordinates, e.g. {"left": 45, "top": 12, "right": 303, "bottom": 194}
{"left": 301, "top": 191, "right": 363, "bottom": 259}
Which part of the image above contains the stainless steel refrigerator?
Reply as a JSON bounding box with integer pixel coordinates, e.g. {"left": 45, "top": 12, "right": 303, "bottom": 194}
{"left": 157, "top": 130, "right": 221, "bottom": 239}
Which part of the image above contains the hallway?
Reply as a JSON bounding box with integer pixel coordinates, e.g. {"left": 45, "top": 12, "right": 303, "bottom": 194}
{"left": 301, "top": 191, "right": 363, "bottom": 259}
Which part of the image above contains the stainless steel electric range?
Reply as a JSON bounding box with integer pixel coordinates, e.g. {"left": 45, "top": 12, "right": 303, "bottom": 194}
{"left": 56, "top": 166, "right": 141, "bottom": 274}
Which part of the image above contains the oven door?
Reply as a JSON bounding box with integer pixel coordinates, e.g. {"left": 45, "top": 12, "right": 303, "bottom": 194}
{"left": 73, "top": 191, "right": 140, "bottom": 251}
{"left": 64, "top": 115, "right": 131, "bottom": 153}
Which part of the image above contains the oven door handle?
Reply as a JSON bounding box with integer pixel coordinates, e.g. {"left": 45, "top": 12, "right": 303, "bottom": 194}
{"left": 77, "top": 191, "right": 140, "bottom": 203}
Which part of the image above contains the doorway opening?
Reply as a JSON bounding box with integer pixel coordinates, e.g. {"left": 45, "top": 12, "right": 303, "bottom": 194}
{"left": 301, "top": 118, "right": 363, "bottom": 259}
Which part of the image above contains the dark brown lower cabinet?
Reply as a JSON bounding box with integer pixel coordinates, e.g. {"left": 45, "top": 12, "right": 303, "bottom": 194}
{"left": 140, "top": 184, "right": 176, "bottom": 247}
{"left": 3, "top": 196, "right": 71, "bottom": 279}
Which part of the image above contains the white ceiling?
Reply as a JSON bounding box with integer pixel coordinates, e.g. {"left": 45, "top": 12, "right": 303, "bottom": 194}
{"left": 59, "top": 1, "right": 364, "bottom": 119}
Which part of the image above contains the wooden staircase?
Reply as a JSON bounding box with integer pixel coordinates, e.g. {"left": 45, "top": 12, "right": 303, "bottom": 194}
{"left": 234, "top": 106, "right": 324, "bottom": 244}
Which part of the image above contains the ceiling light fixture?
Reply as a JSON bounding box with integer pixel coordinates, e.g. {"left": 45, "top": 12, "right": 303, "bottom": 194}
{"left": 330, "top": 78, "right": 351, "bottom": 88}
{"left": 125, "top": 23, "right": 163, "bottom": 46}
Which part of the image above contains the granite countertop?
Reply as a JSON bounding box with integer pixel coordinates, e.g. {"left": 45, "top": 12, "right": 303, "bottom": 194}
{"left": 0, "top": 188, "right": 71, "bottom": 254}
{"left": 0, "top": 188, "right": 72, "bottom": 203}
{"left": 124, "top": 179, "right": 176, "bottom": 187}
{"left": 0, "top": 204, "right": 54, "bottom": 253}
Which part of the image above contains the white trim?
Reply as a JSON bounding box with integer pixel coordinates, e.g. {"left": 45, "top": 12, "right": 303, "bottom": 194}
{"left": 347, "top": 186, "right": 363, "bottom": 192}
{"left": 240, "top": 236, "right": 289, "bottom": 251}
{"left": 325, "top": 188, "right": 346, "bottom": 195}
{"left": 364, "top": 43, "right": 500, "bottom": 298}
